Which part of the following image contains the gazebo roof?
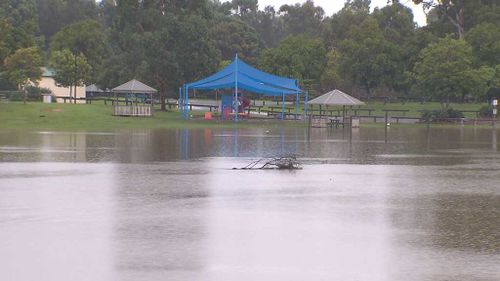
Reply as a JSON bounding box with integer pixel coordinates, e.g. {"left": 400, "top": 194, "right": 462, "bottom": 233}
{"left": 86, "top": 84, "right": 104, "bottom": 93}
{"left": 111, "top": 79, "right": 157, "bottom": 94}
{"left": 308, "top": 89, "right": 365, "bottom": 106}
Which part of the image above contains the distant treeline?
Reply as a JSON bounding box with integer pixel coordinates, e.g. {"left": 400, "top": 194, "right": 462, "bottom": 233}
{"left": 1, "top": 0, "right": 500, "bottom": 109}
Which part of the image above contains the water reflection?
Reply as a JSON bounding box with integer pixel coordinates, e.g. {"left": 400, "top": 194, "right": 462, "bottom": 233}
{"left": 492, "top": 128, "right": 497, "bottom": 151}
{"left": 1, "top": 127, "right": 498, "bottom": 165}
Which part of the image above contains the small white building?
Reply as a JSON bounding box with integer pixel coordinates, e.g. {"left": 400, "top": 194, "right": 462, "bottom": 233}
{"left": 38, "top": 67, "right": 86, "bottom": 103}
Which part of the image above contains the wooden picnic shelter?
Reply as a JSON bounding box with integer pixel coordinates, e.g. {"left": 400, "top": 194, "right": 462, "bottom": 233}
{"left": 308, "top": 89, "right": 365, "bottom": 127}
{"left": 111, "top": 79, "right": 157, "bottom": 116}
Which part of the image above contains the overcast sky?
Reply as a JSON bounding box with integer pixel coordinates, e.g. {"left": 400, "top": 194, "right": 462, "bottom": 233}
{"left": 224, "top": 0, "right": 427, "bottom": 26}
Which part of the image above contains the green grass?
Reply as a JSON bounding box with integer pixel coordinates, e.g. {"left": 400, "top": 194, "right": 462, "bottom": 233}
{"left": 0, "top": 102, "right": 307, "bottom": 131}
{"left": 273, "top": 101, "right": 487, "bottom": 118}
{"left": 0, "top": 101, "right": 492, "bottom": 131}
{"left": 354, "top": 101, "right": 487, "bottom": 118}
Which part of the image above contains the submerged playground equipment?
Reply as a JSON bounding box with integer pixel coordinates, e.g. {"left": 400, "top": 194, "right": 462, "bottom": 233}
{"left": 180, "top": 55, "right": 305, "bottom": 121}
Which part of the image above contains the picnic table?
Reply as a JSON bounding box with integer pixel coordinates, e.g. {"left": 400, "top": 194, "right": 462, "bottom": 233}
{"left": 268, "top": 106, "right": 296, "bottom": 113}
{"left": 327, "top": 117, "right": 344, "bottom": 128}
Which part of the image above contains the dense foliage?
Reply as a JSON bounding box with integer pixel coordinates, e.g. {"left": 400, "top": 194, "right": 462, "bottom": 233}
{"left": 1, "top": 0, "right": 500, "bottom": 109}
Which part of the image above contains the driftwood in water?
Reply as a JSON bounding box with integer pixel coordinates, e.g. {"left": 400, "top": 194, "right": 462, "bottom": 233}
{"left": 235, "top": 156, "right": 302, "bottom": 170}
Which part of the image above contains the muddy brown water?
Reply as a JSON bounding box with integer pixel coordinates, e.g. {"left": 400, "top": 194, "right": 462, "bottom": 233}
{"left": 0, "top": 127, "right": 499, "bottom": 281}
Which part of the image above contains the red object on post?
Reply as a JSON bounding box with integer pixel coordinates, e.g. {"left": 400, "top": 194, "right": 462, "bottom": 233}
{"left": 204, "top": 112, "right": 212, "bottom": 120}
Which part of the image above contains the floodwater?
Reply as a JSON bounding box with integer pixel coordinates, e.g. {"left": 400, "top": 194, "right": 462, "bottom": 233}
{"left": 0, "top": 126, "right": 499, "bottom": 281}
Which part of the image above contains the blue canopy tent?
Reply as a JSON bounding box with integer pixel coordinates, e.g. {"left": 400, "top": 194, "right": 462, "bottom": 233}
{"left": 180, "top": 55, "right": 307, "bottom": 121}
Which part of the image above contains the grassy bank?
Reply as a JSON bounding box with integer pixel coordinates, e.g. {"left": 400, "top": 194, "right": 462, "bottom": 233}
{"left": 0, "top": 101, "right": 494, "bottom": 131}
{"left": 0, "top": 102, "right": 308, "bottom": 131}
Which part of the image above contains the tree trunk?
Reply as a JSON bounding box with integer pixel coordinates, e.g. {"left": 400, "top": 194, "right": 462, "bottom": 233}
{"left": 445, "top": 8, "right": 465, "bottom": 40}
{"left": 156, "top": 78, "right": 167, "bottom": 111}
{"left": 69, "top": 84, "right": 73, "bottom": 103}
{"left": 74, "top": 85, "right": 77, "bottom": 104}
{"left": 365, "top": 84, "right": 372, "bottom": 99}
{"left": 160, "top": 89, "right": 166, "bottom": 111}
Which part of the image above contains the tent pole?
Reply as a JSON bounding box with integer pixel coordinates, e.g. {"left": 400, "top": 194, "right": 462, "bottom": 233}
{"left": 281, "top": 92, "right": 285, "bottom": 120}
{"left": 295, "top": 91, "right": 298, "bottom": 120}
{"left": 235, "top": 54, "right": 239, "bottom": 122}
{"left": 179, "top": 87, "right": 182, "bottom": 115}
{"left": 304, "top": 91, "right": 308, "bottom": 119}
{"left": 185, "top": 85, "right": 189, "bottom": 119}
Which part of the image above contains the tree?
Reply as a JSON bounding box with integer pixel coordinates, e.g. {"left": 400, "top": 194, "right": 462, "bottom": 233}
{"left": 373, "top": 3, "right": 416, "bottom": 45}
{"left": 413, "top": 37, "right": 477, "bottom": 106}
{"left": 0, "top": 0, "right": 38, "bottom": 75}
{"left": 50, "top": 20, "right": 108, "bottom": 82}
{"left": 320, "top": 50, "right": 349, "bottom": 92}
{"left": 259, "top": 35, "right": 326, "bottom": 88}
{"left": 226, "top": 0, "right": 258, "bottom": 15}
{"left": 323, "top": 0, "right": 370, "bottom": 49}
{"left": 278, "top": 0, "right": 325, "bottom": 37}
{"left": 411, "top": 0, "right": 466, "bottom": 39}
{"left": 101, "top": 3, "right": 221, "bottom": 111}
{"left": 3, "top": 47, "right": 43, "bottom": 104}
{"left": 234, "top": 5, "right": 285, "bottom": 48}
{"left": 252, "top": 6, "right": 284, "bottom": 48}
{"left": 211, "top": 17, "right": 261, "bottom": 63}
{"left": 336, "top": 17, "right": 399, "bottom": 97}
{"left": 36, "top": 0, "right": 98, "bottom": 43}
{"left": 0, "top": 0, "right": 39, "bottom": 39}
{"left": 465, "top": 23, "right": 500, "bottom": 67}
{"left": 464, "top": 65, "right": 496, "bottom": 101}
{"left": 50, "top": 49, "right": 92, "bottom": 103}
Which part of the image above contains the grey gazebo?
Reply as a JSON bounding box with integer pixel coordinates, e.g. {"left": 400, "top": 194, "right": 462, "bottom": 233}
{"left": 308, "top": 89, "right": 365, "bottom": 127}
{"left": 111, "top": 79, "right": 157, "bottom": 116}
{"left": 85, "top": 84, "right": 105, "bottom": 99}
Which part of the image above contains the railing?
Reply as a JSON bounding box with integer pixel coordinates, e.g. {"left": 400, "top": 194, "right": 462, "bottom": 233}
{"left": 113, "top": 105, "right": 152, "bottom": 116}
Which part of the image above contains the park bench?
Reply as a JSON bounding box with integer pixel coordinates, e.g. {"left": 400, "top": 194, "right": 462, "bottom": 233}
{"left": 353, "top": 108, "right": 375, "bottom": 116}
{"left": 188, "top": 103, "right": 219, "bottom": 112}
{"left": 382, "top": 109, "right": 410, "bottom": 116}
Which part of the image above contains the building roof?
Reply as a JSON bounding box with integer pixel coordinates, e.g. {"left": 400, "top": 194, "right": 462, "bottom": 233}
{"left": 308, "top": 89, "right": 365, "bottom": 106}
{"left": 111, "top": 79, "right": 157, "bottom": 94}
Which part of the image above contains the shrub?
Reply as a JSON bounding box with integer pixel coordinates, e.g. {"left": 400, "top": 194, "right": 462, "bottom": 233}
{"left": 420, "top": 107, "right": 464, "bottom": 122}
{"left": 25, "top": 86, "right": 52, "bottom": 101}
{"left": 479, "top": 105, "right": 493, "bottom": 118}
{"left": 8, "top": 92, "right": 22, "bottom": 101}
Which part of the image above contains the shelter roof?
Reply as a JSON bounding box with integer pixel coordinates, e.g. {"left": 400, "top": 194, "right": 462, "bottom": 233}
{"left": 112, "top": 79, "right": 157, "bottom": 93}
{"left": 186, "top": 56, "right": 301, "bottom": 96}
{"left": 308, "top": 89, "right": 365, "bottom": 106}
{"left": 86, "top": 84, "right": 104, "bottom": 93}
